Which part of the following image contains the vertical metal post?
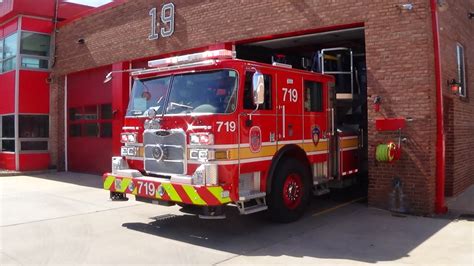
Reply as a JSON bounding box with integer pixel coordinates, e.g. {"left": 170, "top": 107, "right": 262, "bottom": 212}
{"left": 430, "top": 0, "right": 447, "bottom": 214}
{"left": 350, "top": 49, "right": 354, "bottom": 95}
{"left": 326, "top": 82, "right": 336, "bottom": 179}
{"left": 14, "top": 17, "right": 22, "bottom": 171}
{"left": 111, "top": 62, "right": 130, "bottom": 156}
{"left": 64, "top": 75, "right": 68, "bottom": 172}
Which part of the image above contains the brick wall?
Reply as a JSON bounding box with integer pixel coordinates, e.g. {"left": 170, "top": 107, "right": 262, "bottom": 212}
{"left": 49, "top": 76, "right": 65, "bottom": 171}
{"left": 51, "top": 0, "right": 449, "bottom": 214}
{"left": 439, "top": 0, "right": 474, "bottom": 197}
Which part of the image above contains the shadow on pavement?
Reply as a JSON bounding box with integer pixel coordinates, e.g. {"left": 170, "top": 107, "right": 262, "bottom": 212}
{"left": 24, "top": 172, "right": 457, "bottom": 263}
{"left": 122, "top": 195, "right": 451, "bottom": 264}
{"left": 31, "top": 171, "right": 103, "bottom": 189}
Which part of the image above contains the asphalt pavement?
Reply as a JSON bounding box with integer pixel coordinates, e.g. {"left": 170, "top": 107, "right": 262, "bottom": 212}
{"left": 0, "top": 172, "right": 472, "bottom": 265}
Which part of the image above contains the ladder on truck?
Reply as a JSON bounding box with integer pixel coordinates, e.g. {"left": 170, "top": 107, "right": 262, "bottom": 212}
{"left": 319, "top": 47, "right": 357, "bottom": 101}
{"left": 317, "top": 48, "right": 364, "bottom": 186}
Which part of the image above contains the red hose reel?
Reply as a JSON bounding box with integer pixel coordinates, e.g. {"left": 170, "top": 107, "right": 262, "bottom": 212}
{"left": 375, "top": 141, "right": 401, "bottom": 163}
{"left": 375, "top": 117, "right": 406, "bottom": 163}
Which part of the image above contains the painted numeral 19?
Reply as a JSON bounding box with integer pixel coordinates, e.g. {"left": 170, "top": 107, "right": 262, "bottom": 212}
{"left": 148, "top": 3, "right": 175, "bottom": 40}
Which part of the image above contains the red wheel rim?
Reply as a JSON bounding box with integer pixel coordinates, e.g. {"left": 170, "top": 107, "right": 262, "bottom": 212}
{"left": 282, "top": 173, "right": 303, "bottom": 209}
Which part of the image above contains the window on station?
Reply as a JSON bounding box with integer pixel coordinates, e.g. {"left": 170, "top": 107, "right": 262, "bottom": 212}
{"left": 456, "top": 44, "right": 467, "bottom": 98}
{"left": 100, "top": 104, "right": 113, "bottom": 120}
{"left": 19, "top": 115, "right": 49, "bottom": 138}
{"left": 20, "top": 32, "right": 50, "bottom": 56}
{"left": 0, "top": 31, "right": 52, "bottom": 72}
{"left": 1, "top": 115, "right": 14, "bottom": 138}
{"left": 69, "top": 104, "right": 113, "bottom": 138}
{"left": 84, "top": 123, "right": 99, "bottom": 137}
{"left": 1, "top": 33, "right": 18, "bottom": 73}
{"left": 100, "top": 104, "right": 113, "bottom": 138}
{"left": 21, "top": 141, "right": 48, "bottom": 151}
{"left": 69, "top": 124, "right": 82, "bottom": 137}
{"left": 18, "top": 115, "right": 49, "bottom": 152}
{"left": 1, "top": 115, "right": 15, "bottom": 152}
{"left": 243, "top": 72, "right": 272, "bottom": 110}
{"left": 100, "top": 123, "right": 112, "bottom": 138}
{"left": 1, "top": 140, "right": 15, "bottom": 152}
{"left": 20, "top": 32, "right": 50, "bottom": 70}
{"left": 304, "top": 81, "right": 323, "bottom": 112}
{"left": 21, "top": 57, "right": 49, "bottom": 69}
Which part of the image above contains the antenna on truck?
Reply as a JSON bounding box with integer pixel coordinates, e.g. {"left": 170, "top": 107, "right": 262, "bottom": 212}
{"left": 103, "top": 68, "right": 145, "bottom": 83}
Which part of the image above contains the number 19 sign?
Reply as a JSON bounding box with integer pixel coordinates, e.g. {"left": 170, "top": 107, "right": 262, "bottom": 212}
{"left": 148, "top": 3, "right": 175, "bottom": 40}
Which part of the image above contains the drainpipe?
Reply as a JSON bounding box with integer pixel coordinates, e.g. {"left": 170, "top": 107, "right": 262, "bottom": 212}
{"left": 430, "top": 0, "right": 447, "bottom": 214}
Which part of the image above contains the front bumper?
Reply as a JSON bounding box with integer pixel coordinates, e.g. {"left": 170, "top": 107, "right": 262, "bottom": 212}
{"left": 103, "top": 173, "right": 232, "bottom": 206}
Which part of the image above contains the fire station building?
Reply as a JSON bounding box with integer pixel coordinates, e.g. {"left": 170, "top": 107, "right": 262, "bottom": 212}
{"left": 0, "top": 0, "right": 473, "bottom": 215}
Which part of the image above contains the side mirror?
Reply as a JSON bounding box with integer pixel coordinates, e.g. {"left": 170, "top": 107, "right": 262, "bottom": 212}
{"left": 252, "top": 71, "right": 265, "bottom": 106}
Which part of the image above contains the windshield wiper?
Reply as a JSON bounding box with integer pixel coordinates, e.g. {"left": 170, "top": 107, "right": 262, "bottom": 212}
{"left": 169, "top": 102, "right": 193, "bottom": 110}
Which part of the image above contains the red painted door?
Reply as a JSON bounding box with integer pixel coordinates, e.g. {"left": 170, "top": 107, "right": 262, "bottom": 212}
{"left": 238, "top": 69, "right": 277, "bottom": 186}
{"left": 276, "top": 72, "right": 303, "bottom": 149}
{"left": 67, "top": 66, "right": 113, "bottom": 174}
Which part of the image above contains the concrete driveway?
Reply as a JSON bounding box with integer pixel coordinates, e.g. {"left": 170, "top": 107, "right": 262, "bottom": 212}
{"left": 0, "top": 172, "right": 472, "bottom": 265}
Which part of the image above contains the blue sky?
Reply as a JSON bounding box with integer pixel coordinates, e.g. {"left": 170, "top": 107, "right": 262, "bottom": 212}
{"left": 65, "top": 0, "right": 113, "bottom": 8}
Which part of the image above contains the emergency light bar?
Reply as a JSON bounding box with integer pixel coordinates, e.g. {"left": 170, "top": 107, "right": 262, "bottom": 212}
{"left": 148, "top": 49, "right": 236, "bottom": 68}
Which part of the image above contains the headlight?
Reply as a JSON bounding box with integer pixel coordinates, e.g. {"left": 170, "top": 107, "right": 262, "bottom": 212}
{"left": 127, "top": 134, "right": 136, "bottom": 143}
{"left": 190, "top": 133, "right": 214, "bottom": 145}
{"left": 121, "top": 133, "right": 137, "bottom": 144}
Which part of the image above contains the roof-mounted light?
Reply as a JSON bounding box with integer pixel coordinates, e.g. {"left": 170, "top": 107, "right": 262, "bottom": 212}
{"left": 148, "top": 49, "right": 236, "bottom": 68}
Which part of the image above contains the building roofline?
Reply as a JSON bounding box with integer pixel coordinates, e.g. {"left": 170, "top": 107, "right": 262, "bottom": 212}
{"left": 58, "top": 0, "right": 128, "bottom": 28}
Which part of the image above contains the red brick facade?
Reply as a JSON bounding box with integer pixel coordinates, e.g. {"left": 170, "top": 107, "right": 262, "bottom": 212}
{"left": 439, "top": 1, "right": 474, "bottom": 197}
{"left": 49, "top": 0, "right": 473, "bottom": 214}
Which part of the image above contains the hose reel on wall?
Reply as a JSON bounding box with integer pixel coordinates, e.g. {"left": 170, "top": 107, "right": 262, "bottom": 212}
{"left": 375, "top": 141, "right": 401, "bottom": 163}
{"left": 374, "top": 118, "right": 406, "bottom": 163}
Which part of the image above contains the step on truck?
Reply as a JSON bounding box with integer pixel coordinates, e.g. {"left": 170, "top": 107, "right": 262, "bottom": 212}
{"left": 103, "top": 49, "right": 361, "bottom": 222}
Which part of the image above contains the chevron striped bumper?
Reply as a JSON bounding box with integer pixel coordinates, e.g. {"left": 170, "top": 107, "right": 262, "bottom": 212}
{"left": 103, "top": 174, "right": 232, "bottom": 206}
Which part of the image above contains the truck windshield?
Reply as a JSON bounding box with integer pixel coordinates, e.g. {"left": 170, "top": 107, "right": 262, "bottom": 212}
{"left": 127, "top": 70, "right": 238, "bottom": 116}
{"left": 127, "top": 76, "right": 171, "bottom": 116}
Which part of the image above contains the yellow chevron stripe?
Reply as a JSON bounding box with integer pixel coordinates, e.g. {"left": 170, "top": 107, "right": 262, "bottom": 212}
{"left": 104, "top": 175, "right": 115, "bottom": 190}
{"left": 182, "top": 185, "right": 207, "bottom": 205}
{"left": 116, "top": 178, "right": 131, "bottom": 193}
{"left": 162, "top": 183, "right": 182, "bottom": 202}
{"left": 207, "top": 187, "right": 231, "bottom": 204}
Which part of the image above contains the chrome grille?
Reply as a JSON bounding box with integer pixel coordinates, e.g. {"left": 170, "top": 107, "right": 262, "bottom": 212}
{"left": 143, "top": 129, "right": 186, "bottom": 175}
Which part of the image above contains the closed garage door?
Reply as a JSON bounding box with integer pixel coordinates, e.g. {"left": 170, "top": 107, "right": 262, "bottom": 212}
{"left": 67, "top": 66, "right": 113, "bottom": 174}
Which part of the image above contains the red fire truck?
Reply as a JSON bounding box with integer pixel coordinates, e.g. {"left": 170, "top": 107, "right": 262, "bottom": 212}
{"left": 103, "top": 49, "right": 360, "bottom": 222}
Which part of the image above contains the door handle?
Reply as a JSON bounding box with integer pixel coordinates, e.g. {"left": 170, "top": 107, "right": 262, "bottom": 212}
{"left": 281, "top": 105, "right": 286, "bottom": 138}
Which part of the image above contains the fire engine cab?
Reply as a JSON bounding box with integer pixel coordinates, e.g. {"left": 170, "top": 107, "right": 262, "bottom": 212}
{"left": 103, "top": 49, "right": 361, "bottom": 222}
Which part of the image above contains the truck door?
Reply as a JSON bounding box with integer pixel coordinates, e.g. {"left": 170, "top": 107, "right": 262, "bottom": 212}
{"left": 276, "top": 72, "right": 303, "bottom": 149}
{"left": 302, "top": 79, "right": 329, "bottom": 180}
{"left": 238, "top": 69, "right": 277, "bottom": 196}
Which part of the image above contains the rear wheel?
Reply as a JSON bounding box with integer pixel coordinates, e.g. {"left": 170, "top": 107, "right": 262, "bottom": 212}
{"left": 268, "top": 158, "right": 311, "bottom": 222}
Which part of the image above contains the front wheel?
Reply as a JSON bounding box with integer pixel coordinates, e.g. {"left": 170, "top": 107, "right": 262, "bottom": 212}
{"left": 268, "top": 158, "right": 311, "bottom": 222}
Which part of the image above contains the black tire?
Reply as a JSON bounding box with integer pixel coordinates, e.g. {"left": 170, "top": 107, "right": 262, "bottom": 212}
{"left": 267, "top": 158, "right": 311, "bottom": 223}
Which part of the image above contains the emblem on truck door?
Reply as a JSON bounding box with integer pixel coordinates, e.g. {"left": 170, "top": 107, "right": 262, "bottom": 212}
{"left": 249, "top": 126, "right": 262, "bottom": 153}
{"left": 312, "top": 126, "right": 321, "bottom": 146}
